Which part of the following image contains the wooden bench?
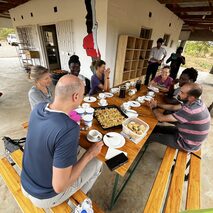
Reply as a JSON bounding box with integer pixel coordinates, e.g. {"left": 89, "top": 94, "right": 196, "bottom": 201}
{"left": 0, "top": 149, "right": 104, "bottom": 213}
{"left": 144, "top": 147, "right": 201, "bottom": 213}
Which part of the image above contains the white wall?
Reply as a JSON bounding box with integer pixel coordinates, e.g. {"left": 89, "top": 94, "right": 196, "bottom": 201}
{"left": 9, "top": 0, "right": 183, "bottom": 83}
{"left": 9, "top": 0, "right": 108, "bottom": 79}
{"left": 105, "top": 0, "right": 183, "bottom": 84}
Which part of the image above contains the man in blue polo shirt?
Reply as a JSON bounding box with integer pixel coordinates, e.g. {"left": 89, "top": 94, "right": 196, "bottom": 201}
{"left": 21, "top": 75, "right": 103, "bottom": 208}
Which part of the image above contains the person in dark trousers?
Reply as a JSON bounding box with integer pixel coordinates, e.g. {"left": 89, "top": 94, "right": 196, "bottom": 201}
{"left": 144, "top": 38, "right": 167, "bottom": 86}
{"left": 166, "top": 47, "right": 185, "bottom": 80}
{"left": 147, "top": 83, "right": 210, "bottom": 152}
{"left": 68, "top": 55, "right": 91, "bottom": 95}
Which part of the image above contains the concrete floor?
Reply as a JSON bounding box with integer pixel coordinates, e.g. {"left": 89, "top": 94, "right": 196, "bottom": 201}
{"left": 0, "top": 43, "right": 212, "bottom": 213}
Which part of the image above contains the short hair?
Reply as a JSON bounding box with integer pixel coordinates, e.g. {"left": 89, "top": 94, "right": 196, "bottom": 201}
{"left": 55, "top": 76, "right": 82, "bottom": 99}
{"left": 163, "top": 65, "right": 170, "bottom": 70}
{"left": 30, "top": 65, "right": 49, "bottom": 82}
{"left": 186, "top": 83, "right": 202, "bottom": 99}
{"left": 92, "top": 60, "right": 106, "bottom": 70}
{"left": 182, "top": 68, "right": 198, "bottom": 82}
{"left": 157, "top": 38, "right": 164, "bottom": 44}
{"left": 177, "top": 47, "right": 183, "bottom": 52}
{"left": 68, "top": 55, "right": 81, "bottom": 67}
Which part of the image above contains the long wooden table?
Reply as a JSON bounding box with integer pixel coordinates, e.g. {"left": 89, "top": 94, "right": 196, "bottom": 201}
{"left": 80, "top": 86, "right": 159, "bottom": 176}
{"left": 79, "top": 86, "right": 163, "bottom": 208}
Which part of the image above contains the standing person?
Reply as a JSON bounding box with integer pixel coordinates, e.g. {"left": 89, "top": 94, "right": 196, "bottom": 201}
{"left": 166, "top": 47, "right": 185, "bottom": 80}
{"left": 89, "top": 60, "right": 110, "bottom": 95}
{"left": 68, "top": 55, "right": 91, "bottom": 95}
{"left": 21, "top": 75, "right": 103, "bottom": 208}
{"left": 147, "top": 83, "right": 210, "bottom": 152}
{"left": 149, "top": 66, "right": 173, "bottom": 93}
{"left": 28, "top": 66, "right": 53, "bottom": 110}
{"left": 144, "top": 38, "right": 167, "bottom": 85}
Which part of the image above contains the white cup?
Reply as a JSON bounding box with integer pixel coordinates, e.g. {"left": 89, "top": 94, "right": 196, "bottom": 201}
{"left": 82, "top": 103, "right": 90, "bottom": 109}
{"left": 110, "top": 88, "right": 119, "bottom": 94}
{"left": 130, "top": 81, "right": 135, "bottom": 87}
{"left": 99, "top": 99, "right": 107, "bottom": 106}
{"left": 98, "top": 93, "right": 106, "bottom": 99}
{"left": 128, "top": 89, "right": 136, "bottom": 96}
{"left": 82, "top": 114, "right": 93, "bottom": 127}
{"left": 85, "top": 107, "right": 95, "bottom": 115}
{"left": 88, "top": 130, "right": 101, "bottom": 140}
{"left": 125, "top": 82, "right": 130, "bottom": 89}
{"left": 147, "top": 91, "right": 155, "bottom": 97}
{"left": 75, "top": 107, "right": 85, "bottom": 116}
{"left": 123, "top": 102, "right": 130, "bottom": 110}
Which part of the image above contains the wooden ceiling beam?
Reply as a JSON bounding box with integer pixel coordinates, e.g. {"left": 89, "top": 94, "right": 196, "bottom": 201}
{"left": 167, "top": 6, "right": 213, "bottom": 12}
{"left": 180, "top": 14, "right": 213, "bottom": 19}
{"left": 183, "top": 23, "right": 213, "bottom": 28}
{"left": 159, "top": 0, "right": 212, "bottom": 4}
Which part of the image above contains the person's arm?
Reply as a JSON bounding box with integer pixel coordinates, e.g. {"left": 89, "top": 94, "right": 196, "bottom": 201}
{"left": 52, "top": 142, "right": 103, "bottom": 193}
{"left": 166, "top": 54, "right": 172, "bottom": 63}
{"left": 159, "top": 49, "right": 167, "bottom": 64}
{"left": 97, "top": 68, "right": 110, "bottom": 92}
{"left": 149, "top": 99, "right": 182, "bottom": 111}
{"left": 28, "top": 90, "right": 45, "bottom": 109}
{"left": 158, "top": 87, "right": 169, "bottom": 93}
{"left": 152, "top": 108, "right": 178, "bottom": 123}
{"left": 181, "top": 56, "right": 185, "bottom": 65}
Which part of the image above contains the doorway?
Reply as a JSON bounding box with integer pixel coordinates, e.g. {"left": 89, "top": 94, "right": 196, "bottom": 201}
{"left": 41, "top": 24, "right": 61, "bottom": 70}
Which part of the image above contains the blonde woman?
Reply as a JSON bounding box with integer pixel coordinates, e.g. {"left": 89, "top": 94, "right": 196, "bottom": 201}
{"left": 28, "top": 66, "right": 53, "bottom": 109}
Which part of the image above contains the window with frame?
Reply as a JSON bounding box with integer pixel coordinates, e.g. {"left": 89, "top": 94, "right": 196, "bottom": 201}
{"left": 163, "top": 34, "right": 170, "bottom": 46}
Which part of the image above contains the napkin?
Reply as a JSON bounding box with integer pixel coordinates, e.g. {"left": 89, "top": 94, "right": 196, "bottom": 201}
{"left": 105, "top": 147, "right": 127, "bottom": 160}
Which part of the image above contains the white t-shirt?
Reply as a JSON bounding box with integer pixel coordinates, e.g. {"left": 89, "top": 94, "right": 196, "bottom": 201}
{"left": 149, "top": 47, "right": 167, "bottom": 62}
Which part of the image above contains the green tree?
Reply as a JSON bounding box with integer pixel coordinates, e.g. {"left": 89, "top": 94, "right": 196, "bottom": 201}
{"left": 0, "top": 28, "right": 16, "bottom": 41}
{"left": 185, "top": 41, "right": 213, "bottom": 57}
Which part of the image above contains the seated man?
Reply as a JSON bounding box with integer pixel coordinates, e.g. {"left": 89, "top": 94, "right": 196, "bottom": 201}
{"left": 165, "top": 67, "right": 198, "bottom": 105}
{"left": 147, "top": 83, "right": 210, "bottom": 152}
{"left": 21, "top": 75, "right": 103, "bottom": 209}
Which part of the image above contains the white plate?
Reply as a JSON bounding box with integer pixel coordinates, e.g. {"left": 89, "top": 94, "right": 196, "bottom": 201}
{"left": 83, "top": 96, "right": 97, "bottom": 103}
{"left": 87, "top": 133, "right": 102, "bottom": 143}
{"left": 148, "top": 86, "right": 159, "bottom": 93}
{"left": 98, "top": 102, "right": 108, "bottom": 107}
{"left": 103, "top": 132, "right": 125, "bottom": 148}
{"left": 128, "top": 101, "right": 141, "bottom": 107}
{"left": 137, "top": 96, "right": 145, "bottom": 103}
{"left": 104, "top": 92, "right": 113, "bottom": 98}
{"left": 144, "top": 96, "right": 153, "bottom": 101}
{"left": 125, "top": 109, "right": 138, "bottom": 118}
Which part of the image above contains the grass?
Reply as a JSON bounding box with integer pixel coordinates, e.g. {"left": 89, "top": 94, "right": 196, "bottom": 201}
{"left": 183, "top": 54, "right": 213, "bottom": 72}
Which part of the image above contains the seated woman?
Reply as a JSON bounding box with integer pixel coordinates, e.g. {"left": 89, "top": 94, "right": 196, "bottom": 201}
{"left": 149, "top": 66, "right": 173, "bottom": 93}
{"left": 28, "top": 66, "right": 53, "bottom": 110}
{"left": 68, "top": 55, "right": 90, "bottom": 95}
{"left": 89, "top": 60, "right": 110, "bottom": 95}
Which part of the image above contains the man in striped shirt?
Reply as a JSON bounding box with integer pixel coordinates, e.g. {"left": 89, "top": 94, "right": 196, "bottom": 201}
{"left": 147, "top": 83, "right": 210, "bottom": 152}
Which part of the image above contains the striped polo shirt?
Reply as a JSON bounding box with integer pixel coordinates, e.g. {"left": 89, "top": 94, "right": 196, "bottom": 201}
{"left": 172, "top": 99, "right": 210, "bottom": 152}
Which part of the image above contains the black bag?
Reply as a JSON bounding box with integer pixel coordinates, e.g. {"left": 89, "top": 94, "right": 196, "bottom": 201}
{"left": 2, "top": 136, "right": 25, "bottom": 164}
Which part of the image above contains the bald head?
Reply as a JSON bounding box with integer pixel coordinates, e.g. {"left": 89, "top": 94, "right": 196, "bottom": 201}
{"left": 55, "top": 74, "right": 84, "bottom": 100}
{"left": 183, "top": 83, "right": 202, "bottom": 99}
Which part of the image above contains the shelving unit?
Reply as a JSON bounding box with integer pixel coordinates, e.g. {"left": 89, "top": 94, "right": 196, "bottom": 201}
{"left": 16, "top": 43, "right": 40, "bottom": 72}
{"left": 114, "top": 35, "right": 153, "bottom": 85}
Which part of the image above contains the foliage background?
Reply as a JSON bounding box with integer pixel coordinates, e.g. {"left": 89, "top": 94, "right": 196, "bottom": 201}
{"left": 183, "top": 41, "right": 213, "bottom": 72}
{"left": 0, "top": 28, "right": 15, "bottom": 41}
